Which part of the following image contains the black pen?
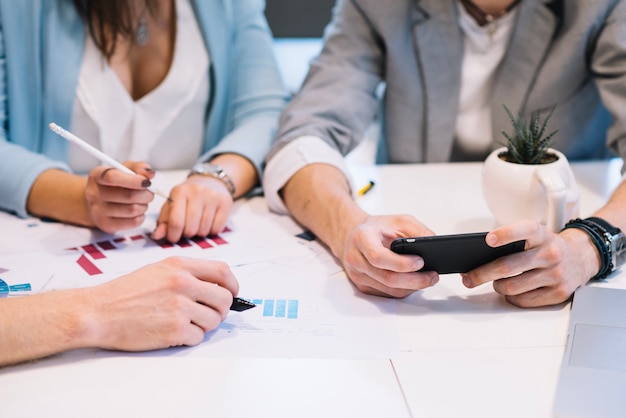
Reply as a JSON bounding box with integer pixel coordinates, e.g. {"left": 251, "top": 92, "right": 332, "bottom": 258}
{"left": 230, "top": 297, "right": 256, "bottom": 312}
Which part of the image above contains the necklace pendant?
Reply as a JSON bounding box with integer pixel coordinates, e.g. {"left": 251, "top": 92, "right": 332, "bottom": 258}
{"left": 485, "top": 15, "right": 497, "bottom": 41}
{"left": 136, "top": 20, "right": 149, "bottom": 46}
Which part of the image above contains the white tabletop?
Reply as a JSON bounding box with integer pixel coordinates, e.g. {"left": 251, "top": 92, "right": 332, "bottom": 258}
{"left": 1, "top": 160, "right": 624, "bottom": 418}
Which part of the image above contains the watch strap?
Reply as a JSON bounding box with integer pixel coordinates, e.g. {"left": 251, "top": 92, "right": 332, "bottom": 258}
{"left": 585, "top": 217, "right": 621, "bottom": 236}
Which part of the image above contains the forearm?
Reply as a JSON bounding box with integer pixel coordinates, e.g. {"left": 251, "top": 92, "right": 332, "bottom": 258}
{"left": 593, "top": 179, "right": 626, "bottom": 231}
{"left": 560, "top": 179, "right": 626, "bottom": 283}
{"left": 281, "top": 164, "right": 368, "bottom": 256}
{"left": 26, "top": 169, "right": 93, "bottom": 227}
{"left": 0, "top": 290, "right": 92, "bottom": 367}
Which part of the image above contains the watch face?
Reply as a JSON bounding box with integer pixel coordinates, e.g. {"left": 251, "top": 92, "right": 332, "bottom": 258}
{"left": 194, "top": 163, "right": 220, "bottom": 175}
{"left": 614, "top": 232, "right": 626, "bottom": 269}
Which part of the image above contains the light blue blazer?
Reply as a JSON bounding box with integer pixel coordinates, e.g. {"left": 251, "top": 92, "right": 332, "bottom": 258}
{"left": 0, "top": 0, "right": 287, "bottom": 217}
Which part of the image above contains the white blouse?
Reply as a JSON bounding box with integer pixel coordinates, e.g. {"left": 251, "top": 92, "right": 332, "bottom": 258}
{"left": 69, "top": 0, "right": 209, "bottom": 173}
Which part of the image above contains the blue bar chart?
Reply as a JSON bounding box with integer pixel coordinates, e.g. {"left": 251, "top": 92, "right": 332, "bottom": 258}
{"left": 253, "top": 298, "right": 299, "bottom": 319}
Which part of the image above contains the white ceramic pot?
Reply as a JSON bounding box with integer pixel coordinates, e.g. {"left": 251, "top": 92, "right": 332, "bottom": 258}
{"left": 482, "top": 147, "right": 580, "bottom": 231}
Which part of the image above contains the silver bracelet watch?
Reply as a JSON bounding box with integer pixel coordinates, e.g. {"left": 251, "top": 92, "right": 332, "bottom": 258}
{"left": 188, "top": 163, "right": 236, "bottom": 197}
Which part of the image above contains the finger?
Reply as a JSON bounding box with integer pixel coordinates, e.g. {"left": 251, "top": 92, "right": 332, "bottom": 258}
{"left": 164, "top": 196, "right": 187, "bottom": 243}
{"left": 351, "top": 269, "right": 438, "bottom": 298}
{"left": 356, "top": 283, "right": 415, "bottom": 299}
{"left": 487, "top": 220, "right": 548, "bottom": 249}
{"left": 96, "top": 214, "right": 147, "bottom": 232}
{"left": 504, "top": 285, "right": 574, "bottom": 308}
{"left": 382, "top": 215, "right": 436, "bottom": 244}
{"left": 163, "top": 257, "right": 239, "bottom": 296}
{"left": 93, "top": 185, "right": 155, "bottom": 205}
{"left": 152, "top": 203, "right": 171, "bottom": 240}
{"left": 176, "top": 322, "right": 207, "bottom": 347}
{"left": 208, "top": 203, "right": 229, "bottom": 236}
{"left": 123, "top": 161, "right": 156, "bottom": 179}
{"left": 355, "top": 230, "right": 426, "bottom": 273}
{"left": 94, "top": 201, "right": 150, "bottom": 219}
{"left": 93, "top": 165, "right": 152, "bottom": 191}
{"left": 197, "top": 207, "right": 216, "bottom": 238}
{"left": 182, "top": 198, "right": 204, "bottom": 238}
{"left": 347, "top": 247, "right": 438, "bottom": 294}
{"left": 151, "top": 223, "right": 168, "bottom": 241}
{"left": 463, "top": 243, "right": 557, "bottom": 288}
{"left": 187, "top": 299, "right": 229, "bottom": 333}
{"left": 491, "top": 268, "right": 556, "bottom": 297}
{"left": 192, "top": 283, "right": 234, "bottom": 322}
{"left": 377, "top": 270, "right": 439, "bottom": 294}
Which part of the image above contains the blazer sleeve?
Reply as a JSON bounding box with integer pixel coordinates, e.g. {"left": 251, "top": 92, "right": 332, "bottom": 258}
{"left": 0, "top": 8, "right": 69, "bottom": 218}
{"left": 591, "top": 0, "right": 626, "bottom": 164}
{"left": 199, "top": 0, "right": 288, "bottom": 180}
{"left": 266, "top": 0, "right": 385, "bottom": 162}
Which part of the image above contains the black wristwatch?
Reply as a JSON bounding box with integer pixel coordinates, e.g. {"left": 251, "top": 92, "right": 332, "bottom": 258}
{"left": 585, "top": 217, "right": 626, "bottom": 275}
{"left": 188, "top": 163, "right": 236, "bottom": 197}
{"left": 562, "top": 217, "right": 626, "bottom": 279}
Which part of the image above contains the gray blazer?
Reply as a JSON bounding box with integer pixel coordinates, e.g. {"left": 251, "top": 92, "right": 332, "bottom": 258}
{"left": 268, "top": 0, "right": 626, "bottom": 164}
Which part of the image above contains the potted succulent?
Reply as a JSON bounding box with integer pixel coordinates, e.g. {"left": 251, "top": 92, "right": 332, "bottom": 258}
{"left": 482, "top": 105, "right": 580, "bottom": 231}
{"left": 499, "top": 105, "right": 558, "bottom": 164}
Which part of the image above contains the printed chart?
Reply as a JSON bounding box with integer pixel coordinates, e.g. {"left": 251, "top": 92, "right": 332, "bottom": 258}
{"left": 0, "top": 223, "right": 312, "bottom": 296}
{"left": 69, "top": 230, "right": 232, "bottom": 276}
{"left": 100, "top": 257, "right": 400, "bottom": 359}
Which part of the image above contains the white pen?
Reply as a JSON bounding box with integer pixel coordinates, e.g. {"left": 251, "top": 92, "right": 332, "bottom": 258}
{"left": 49, "top": 123, "right": 170, "bottom": 200}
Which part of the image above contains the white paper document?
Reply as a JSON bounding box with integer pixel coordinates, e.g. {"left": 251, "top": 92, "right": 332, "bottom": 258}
{"left": 99, "top": 257, "right": 399, "bottom": 359}
{"left": 1, "top": 215, "right": 399, "bottom": 359}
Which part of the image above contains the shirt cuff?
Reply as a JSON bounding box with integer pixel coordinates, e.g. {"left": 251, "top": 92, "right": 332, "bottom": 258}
{"left": 263, "top": 136, "right": 355, "bottom": 214}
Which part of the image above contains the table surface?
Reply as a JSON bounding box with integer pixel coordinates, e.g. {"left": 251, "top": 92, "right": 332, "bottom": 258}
{"left": 1, "top": 160, "right": 624, "bottom": 418}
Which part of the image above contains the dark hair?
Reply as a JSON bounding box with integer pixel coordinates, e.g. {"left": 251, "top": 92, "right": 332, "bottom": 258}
{"left": 72, "top": 0, "right": 159, "bottom": 59}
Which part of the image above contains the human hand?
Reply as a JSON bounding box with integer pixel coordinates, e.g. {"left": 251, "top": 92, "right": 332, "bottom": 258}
{"left": 461, "top": 220, "right": 600, "bottom": 307}
{"left": 84, "top": 161, "right": 155, "bottom": 232}
{"left": 152, "top": 175, "right": 233, "bottom": 243}
{"left": 338, "top": 214, "right": 440, "bottom": 298}
{"left": 83, "top": 256, "right": 239, "bottom": 351}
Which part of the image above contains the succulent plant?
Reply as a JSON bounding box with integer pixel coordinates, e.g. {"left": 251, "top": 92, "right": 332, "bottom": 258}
{"left": 500, "top": 105, "right": 558, "bottom": 164}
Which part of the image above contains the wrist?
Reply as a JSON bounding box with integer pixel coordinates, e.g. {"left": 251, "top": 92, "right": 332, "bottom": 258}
{"left": 560, "top": 227, "right": 602, "bottom": 283}
{"left": 561, "top": 217, "right": 626, "bottom": 280}
{"left": 329, "top": 204, "right": 369, "bottom": 260}
{"left": 188, "top": 163, "right": 236, "bottom": 197}
{"left": 187, "top": 173, "right": 234, "bottom": 198}
{"left": 71, "top": 287, "right": 105, "bottom": 348}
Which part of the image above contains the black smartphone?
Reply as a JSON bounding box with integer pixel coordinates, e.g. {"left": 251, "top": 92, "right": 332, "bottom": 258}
{"left": 390, "top": 232, "right": 526, "bottom": 274}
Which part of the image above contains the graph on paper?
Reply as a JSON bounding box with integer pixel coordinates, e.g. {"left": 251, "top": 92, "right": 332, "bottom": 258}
{"left": 68, "top": 231, "right": 231, "bottom": 276}
{"left": 0, "top": 224, "right": 312, "bottom": 296}
{"left": 253, "top": 298, "right": 299, "bottom": 319}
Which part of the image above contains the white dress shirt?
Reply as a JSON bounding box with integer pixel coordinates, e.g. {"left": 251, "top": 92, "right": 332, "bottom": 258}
{"left": 454, "top": 2, "right": 517, "bottom": 155}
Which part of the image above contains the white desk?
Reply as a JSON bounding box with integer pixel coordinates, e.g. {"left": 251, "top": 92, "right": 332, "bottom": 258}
{"left": 1, "top": 160, "right": 624, "bottom": 418}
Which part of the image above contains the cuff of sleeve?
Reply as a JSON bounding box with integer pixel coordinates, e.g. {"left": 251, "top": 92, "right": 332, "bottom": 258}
{"left": 263, "top": 136, "right": 355, "bottom": 214}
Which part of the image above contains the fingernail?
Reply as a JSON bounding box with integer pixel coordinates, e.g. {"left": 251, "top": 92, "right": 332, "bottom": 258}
{"left": 461, "top": 273, "right": 471, "bottom": 287}
{"left": 141, "top": 179, "right": 152, "bottom": 188}
{"left": 413, "top": 258, "right": 424, "bottom": 271}
{"left": 431, "top": 275, "right": 439, "bottom": 286}
{"left": 145, "top": 167, "right": 155, "bottom": 173}
{"left": 486, "top": 233, "right": 497, "bottom": 246}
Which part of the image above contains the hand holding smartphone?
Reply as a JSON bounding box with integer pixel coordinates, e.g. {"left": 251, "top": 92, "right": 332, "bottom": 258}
{"left": 390, "top": 232, "right": 525, "bottom": 274}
